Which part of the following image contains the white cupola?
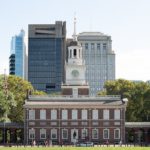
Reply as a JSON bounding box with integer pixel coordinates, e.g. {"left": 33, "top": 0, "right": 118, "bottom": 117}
{"left": 65, "top": 17, "right": 86, "bottom": 85}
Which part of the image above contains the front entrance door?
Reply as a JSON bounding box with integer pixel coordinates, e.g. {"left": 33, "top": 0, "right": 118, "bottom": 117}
{"left": 71, "top": 129, "right": 78, "bottom": 143}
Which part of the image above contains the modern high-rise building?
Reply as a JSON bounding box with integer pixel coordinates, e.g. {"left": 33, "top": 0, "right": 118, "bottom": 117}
{"left": 78, "top": 32, "right": 115, "bottom": 95}
{"left": 9, "top": 30, "right": 26, "bottom": 78}
{"left": 28, "top": 21, "right": 66, "bottom": 93}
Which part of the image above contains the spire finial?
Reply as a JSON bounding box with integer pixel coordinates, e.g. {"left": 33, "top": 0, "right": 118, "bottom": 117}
{"left": 72, "top": 14, "right": 77, "bottom": 41}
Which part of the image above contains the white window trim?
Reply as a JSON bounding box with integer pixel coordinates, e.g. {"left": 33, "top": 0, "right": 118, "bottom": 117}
{"left": 114, "top": 128, "right": 120, "bottom": 139}
{"left": 51, "top": 129, "right": 57, "bottom": 139}
{"left": 92, "top": 128, "right": 98, "bottom": 139}
{"left": 40, "top": 128, "right": 46, "bottom": 139}
{"left": 29, "top": 109, "right": 35, "bottom": 120}
{"left": 72, "top": 109, "right": 78, "bottom": 120}
{"left": 51, "top": 109, "right": 57, "bottom": 120}
{"left": 103, "top": 129, "right": 109, "bottom": 139}
{"left": 81, "top": 128, "right": 88, "bottom": 139}
{"left": 114, "top": 109, "right": 120, "bottom": 120}
{"left": 40, "top": 109, "right": 46, "bottom": 120}
{"left": 62, "top": 129, "right": 68, "bottom": 139}
{"left": 92, "top": 109, "right": 98, "bottom": 120}
{"left": 62, "top": 109, "right": 68, "bottom": 120}
{"left": 29, "top": 128, "right": 35, "bottom": 139}
{"left": 81, "top": 109, "right": 87, "bottom": 120}
{"left": 103, "top": 109, "right": 109, "bottom": 120}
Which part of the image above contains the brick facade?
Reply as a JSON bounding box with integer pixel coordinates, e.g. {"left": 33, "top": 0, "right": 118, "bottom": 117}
{"left": 24, "top": 96, "right": 127, "bottom": 145}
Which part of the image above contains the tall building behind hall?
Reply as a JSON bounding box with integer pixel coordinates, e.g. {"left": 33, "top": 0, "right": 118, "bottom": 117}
{"left": 28, "top": 21, "right": 66, "bottom": 93}
{"left": 78, "top": 32, "right": 115, "bottom": 95}
{"left": 9, "top": 30, "right": 26, "bottom": 79}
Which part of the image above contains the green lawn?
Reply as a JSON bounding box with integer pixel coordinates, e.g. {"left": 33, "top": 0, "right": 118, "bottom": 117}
{"left": 0, "top": 147, "right": 149, "bottom": 150}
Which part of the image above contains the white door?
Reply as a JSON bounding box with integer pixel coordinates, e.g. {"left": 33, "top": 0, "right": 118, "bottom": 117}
{"left": 71, "top": 129, "right": 78, "bottom": 143}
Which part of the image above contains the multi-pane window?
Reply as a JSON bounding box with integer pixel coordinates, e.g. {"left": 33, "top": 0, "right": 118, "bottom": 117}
{"left": 103, "top": 110, "right": 109, "bottom": 120}
{"left": 97, "top": 43, "right": 101, "bottom": 50}
{"left": 114, "top": 128, "right": 120, "bottom": 139}
{"left": 62, "top": 129, "right": 68, "bottom": 139}
{"left": 81, "top": 128, "right": 88, "bottom": 139}
{"left": 114, "top": 109, "right": 120, "bottom": 120}
{"left": 103, "top": 43, "right": 107, "bottom": 50}
{"left": 85, "top": 43, "right": 88, "bottom": 50}
{"left": 40, "top": 110, "right": 46, "bottom": 120}
{"left": 29, "top": 128, "right": 35, "bottom": 139}
{"left": 29, "top": 110, "right": 35, "bottom": 120}
{"left": 92, "top": 129, "right": 98, "bottom": 139}
{"left": 92, "top": 110, "right": 98, "bottom": 120}
{"left": 82, "top": 110, "right": 87, "bottom": 120}
{"left": 103, "top": 129, "right": 109, "bottom": 139}
{"left": 72, "top": 109, "right": 78, "bottom": 120}
{"left": 51, "top": 129, "right": 57, "bottom": 139}
{"left": 40, "top": 129, "right": 46, "bottom": 139}
{"left": 51, "top": 109, "right": 57, "bottom": 120}
{"left": 91, "top": 43, "right": 95, "bottom": 50}
{"left": 62, "top": 110, "right": 68, "bottom": 120}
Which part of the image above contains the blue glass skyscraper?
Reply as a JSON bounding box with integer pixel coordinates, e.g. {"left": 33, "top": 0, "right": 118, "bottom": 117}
{"left": 9, "top": 30, "right": 26, "bottom": 78}
{"left": 28, "top": 21, "right": 66, "bottom": 93}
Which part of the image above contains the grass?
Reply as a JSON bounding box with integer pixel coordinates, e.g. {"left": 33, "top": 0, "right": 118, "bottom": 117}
{"left": 0, "top": 147, "right": 149, "bottom": 150}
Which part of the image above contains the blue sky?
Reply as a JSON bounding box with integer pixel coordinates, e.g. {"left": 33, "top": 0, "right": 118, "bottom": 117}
{"left": 0, "top": 0, "right": 150, "bottom": 81}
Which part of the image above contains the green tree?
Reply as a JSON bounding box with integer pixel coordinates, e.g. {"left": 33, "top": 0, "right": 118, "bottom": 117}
{"left": 0, "top": 75, "right": 46, "bottom": 122}
{"left": 98, "top": 79, "right": 150, "bottom": 122}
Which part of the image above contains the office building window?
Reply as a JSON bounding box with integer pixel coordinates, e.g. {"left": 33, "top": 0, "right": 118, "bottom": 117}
{"left": 29, "top": 128, "right": 35, "bottom": 139}
{"left": 82, "top": 109, "right": 87, "bottom": 120}
{"left": 103, "top": 109, "right": 109, "bottom": 120}
{"left": 91, "top": 43, "right": 95, "bottom": 50}
{"left": 103, "top": 43, "right": 107, "bottom": 50}
{"left": 92, "top": 129, "right": 98, "bottom": 139}
{"left": 85, "top": 43, "right": 88, "bottom": 50}
{"left": 29, "top": 110, "right": 35, "bottom": 120}
{"left": 114, "top": 109, "right": 120, "bottom": 120}
{"left": 103, "top": 129, "right": 109, "bottom": 139}
{"left": 114, "top": 128, "right": 120, "bottom": 139}
{"left": 92, "top": 109, "right": 98, "bottom": 120}
{"left": 62, "top": 110, "right": 68, "bottom": 120}
{"left": 40, "top": 129, "right": 46, "bottom": 139}
{"left": 97, "top": 43, "right": 100, "bottom": 50}
{"left": 82, "top": 128, "right": 88, "bottom": 139}
{"left": 51, "top": 109, "right": 57, "bottom": 120}
{"left": 62, "top": 129, "right": 68, "bottom": 139}
{"left": 51, "top": 129, "right": 57, "bottom": 139}
{"left": 40, "top": 110, "right": 46, "bottom": 120}
{"left": 72, "top": 109, "right": 78, "bottom": 120}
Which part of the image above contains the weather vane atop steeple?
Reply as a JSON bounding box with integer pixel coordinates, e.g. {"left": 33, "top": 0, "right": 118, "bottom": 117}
{"left": 72, "top": 14, "right": 77, "bottom": 41}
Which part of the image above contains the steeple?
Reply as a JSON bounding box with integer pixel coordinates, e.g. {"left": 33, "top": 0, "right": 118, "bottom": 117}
{"left": 72, "top": 17, "right": 77, "bottom": 41}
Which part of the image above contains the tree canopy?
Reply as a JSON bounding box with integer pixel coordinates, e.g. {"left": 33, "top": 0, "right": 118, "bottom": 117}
{"left": 98, "top": 79, "right": 150, "bottom": 122}
{"left": 0, "top": 75, "right": 46, "bottom": 122}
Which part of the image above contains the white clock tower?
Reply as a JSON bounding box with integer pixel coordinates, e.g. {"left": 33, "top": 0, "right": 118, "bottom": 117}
{"left": 62, "top": 18, "right": 89, "bottom": 97}
{"left": 66, "top": 18, "right": 86, "bottom": 85}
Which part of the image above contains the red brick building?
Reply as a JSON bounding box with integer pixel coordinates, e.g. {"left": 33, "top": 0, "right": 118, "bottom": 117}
{"left": 24, "top": 95, "right": 127, "bottom": 145}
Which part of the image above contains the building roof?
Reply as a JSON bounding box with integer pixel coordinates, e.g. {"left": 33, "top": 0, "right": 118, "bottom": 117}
{"left": 78, "top": 32, "right": 108, "bottom": 37}
{"left": 24, "top": 95, "right": 127, "bottom": 109}
{"left": 125, "top": 122, "right": 150, "bottom": 128}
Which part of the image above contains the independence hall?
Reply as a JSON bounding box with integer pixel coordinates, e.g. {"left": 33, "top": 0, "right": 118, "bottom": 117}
{"left": 23, "top": 33, "right": 128, "bottom": 145}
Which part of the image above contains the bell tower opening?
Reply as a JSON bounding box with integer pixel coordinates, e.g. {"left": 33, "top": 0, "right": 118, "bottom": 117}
{"left": 73, "top": 49, "right": 77, "bottom": 57}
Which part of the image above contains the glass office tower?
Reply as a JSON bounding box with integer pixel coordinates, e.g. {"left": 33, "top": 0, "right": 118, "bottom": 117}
{"left": 28, "top": 21, "right": 66, "bottom": 93}
{"left": 9, "top": 30, "right": 25, "bottom": 78}
{"left": 78, "top": 32, "right": 115, "bottom": 96}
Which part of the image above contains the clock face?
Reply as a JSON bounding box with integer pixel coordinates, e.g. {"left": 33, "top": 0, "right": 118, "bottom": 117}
{"left": 71, "top": 70, "right": 79, "bottom": 77}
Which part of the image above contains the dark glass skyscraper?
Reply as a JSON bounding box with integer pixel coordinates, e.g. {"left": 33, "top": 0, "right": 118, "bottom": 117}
{"left": 28, "top": 21, "right": 66, "bottom": 93}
